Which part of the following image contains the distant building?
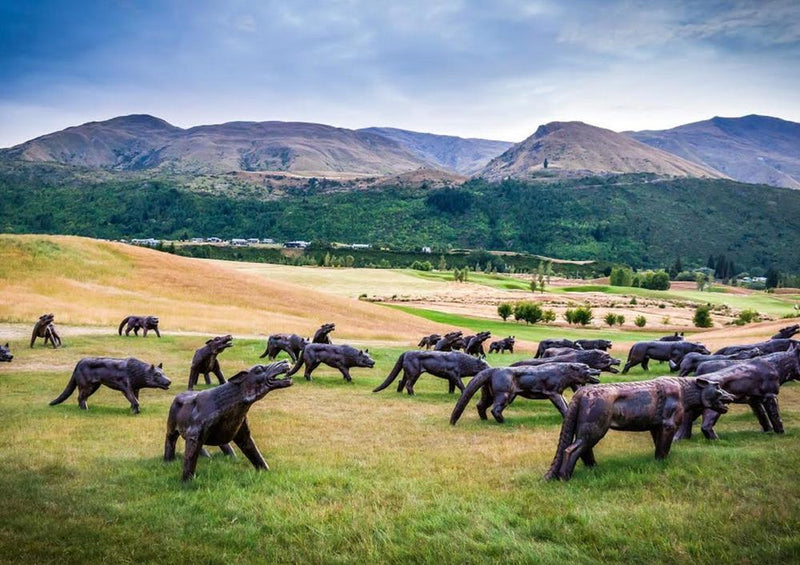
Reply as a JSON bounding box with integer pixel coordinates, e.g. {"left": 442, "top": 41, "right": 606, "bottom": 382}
{"left": 351, "top": 243, "right": 371, "bottom": 249}
{"left": 284, "top": 240, "right": 310, "bottom": 249}
{"left": 191, "top": 238, "right": 204, "bottom": 243}
{"left": 206, "top": 237, "right": 222, "bottom": 243}
{"left": 421, "top": 246, "right": 432, "bottom": 254}
{"left": 131, "top": 238, "right": 160, "bottom": 247}
{"left": 261, "top": 238, "right": 275, "bottom": 244}
{"left": 231, "top": 238, "right": 248, "bottom": 247}
{"left": 247, "top": 238, "right": 260, "bottom": 244}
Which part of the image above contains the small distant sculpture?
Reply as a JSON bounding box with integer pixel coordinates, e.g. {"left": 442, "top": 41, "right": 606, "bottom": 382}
{"left": 188, "top": 335, "right": 233, "bottom": 390}
{"left": 30, "top": 313, "right": 62, "bottom": 348}
{"left": 118, "top": 315, "right": 161, "bottom": 338}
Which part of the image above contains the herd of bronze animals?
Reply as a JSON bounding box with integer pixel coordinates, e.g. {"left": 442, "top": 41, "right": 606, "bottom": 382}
{"left": 10, "top": 313, "right": 800, "bottom": 481}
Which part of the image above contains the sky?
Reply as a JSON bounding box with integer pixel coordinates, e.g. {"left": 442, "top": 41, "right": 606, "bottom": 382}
{"left": 1, "top": 0, "right": 799, "bottom": 147}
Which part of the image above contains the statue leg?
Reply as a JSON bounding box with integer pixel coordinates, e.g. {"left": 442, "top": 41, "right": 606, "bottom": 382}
{"left": 154, "top": 327, "right": 161, "bottom": 338}
{"left": 212, "top": 363, "right": 225, "bottom": 385}
{"left": 163, "top": 416, "right": 179, "bottom": 462}
{"left": 641, "top": 357, "right": 650, "bottom": 371}
{"left": 700, "top": 409, "right": 721, "bottom": 440}
{"left": 77, "top": 383, "right": 100, "bottom": 410}
{"left": 580, "top": 447, "right": 596, "bottom": 467}
{"left": 490, "top": 392, "right": 512, "bottom": 423}
{"left": 304, "top": 361, "right": 320, "bottom": 381}
{"left": 188, "top": 369, "right": 198, "bottom": 391}
{"left": 559, "top": 426, "right": 606, "bottom": 480}
{"left": 182, "top": 436, "right": 203, "bottom": 481}
{"left": 452, "top": 377, "right": 465, "bottom": 394}
{"left": 653, "top": 425, "right": 677, "bottom": 459}
{"left": 476, "top": 385, "right": 493, "bottom": 420}
{"left": 203, "top": 372, "right": 211, "bottom": 385}
{"left": 233, "top": 423, "right": 268, "bottom": 471}
{"left": 763, "top": 395, "right": 784, "bottom": 434}
{"left": 749, "top": 399, "right": 773, "bottom": 432}
{"left": 396, "top": 369, "right": 409, "bottom": 393}
{"left": 406, "top": 372, "right": 423, "bottom": 395}
{"left": 143, "top": 327, "right": 149, "bottom": 337}
{"left": 121, "top": 386, "right": 141, "bottom": 414}
{"left": 674, "top": 414, "right": 696, "bottom": 441}
{"left": 547, "top": 394, "right": 569, "bottom": 418}
{"left": 338, "top": 366, "right": 353, "bottom": 383}
{"left": 219, "top": 444, "right": 235, "bottom": 457}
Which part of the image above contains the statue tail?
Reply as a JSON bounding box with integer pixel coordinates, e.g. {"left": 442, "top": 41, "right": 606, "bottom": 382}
{"left": 545, "top": 393, "right": 582, "bottom": 480}
{"left": 372, "top": 353, "right": 406, "bottom": 392}
{"left": 286, "top": 349, "right": 304, "bottom": 377}
{"left": 50, "top": 372, "right": 77, "bottom": 405}
{"left": 449, "top": 368, "right": 492, "bottom": 425}
{"left": 118, "top": 316, "right": 130, "bottom": 335}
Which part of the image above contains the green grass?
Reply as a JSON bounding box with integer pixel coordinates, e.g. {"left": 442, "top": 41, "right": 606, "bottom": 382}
{"left": 389, "top": 304, "right": 669, "bottom": 342}
{"left": 1, "top": 334, "right": 799, "bottom": 563}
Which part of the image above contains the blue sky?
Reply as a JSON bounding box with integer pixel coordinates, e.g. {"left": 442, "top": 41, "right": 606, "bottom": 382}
{"left": 1, "top": 0, "right": 799, "bottom": 147}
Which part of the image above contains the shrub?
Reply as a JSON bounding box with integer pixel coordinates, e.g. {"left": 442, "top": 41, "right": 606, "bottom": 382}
{"left": 735, "top": 309, "right": 760, "bottom": 325}
{"left": 543, "top": 309, "right": 556, "bottom": 323}
{"left": 693, "top": 305, "right": 714, "bottom": 328}
{"left": 630, "top": 297, "right": 638, "bottom": 305}
{"left": 609, "top": 267, "right": 634, "bottom": 287}
{"left": 616, "top": 314, "right": 625, "bottom": 326}
{"left": 497, "top": 303, "right": 513, "bottom": 322}
{"left": 634, "top": 315, "right": 647, "bottom": 328}
{"left": 604, "top": 312, "right": 617, "bottom": 327}
{"left": 514, "top": 301, "right": 543, "bottom": 325}
{"left": 572, "top": 305, "right": 593, "bottom": 326}
{"left": 564, "top": 309, "right": 576, "bottom": 325}
{"left": 410, "top": 260, "right": 433, "bottom": 271}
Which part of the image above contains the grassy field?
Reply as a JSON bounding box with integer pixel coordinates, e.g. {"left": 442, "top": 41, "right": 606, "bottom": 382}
{"left": 1, "top": 334, "right": 798, "bottom": 564}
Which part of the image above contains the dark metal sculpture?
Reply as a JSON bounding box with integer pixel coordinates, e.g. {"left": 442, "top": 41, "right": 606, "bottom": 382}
{"left": 676, "top": 345, "right": 800, "bottom": 440}
{"left": 188, "top": 335, "right": 233, "bottom": 390}
{"left": 622, "top": 341, "right": 709, "bottom": 373}
{"left": 30, "top": 313, "right": 61, "bottom": 348}
{"left": 464, "top": 331, "right": 491, "bottom": 358}
{"left": 575, "top": 339, "right": 612, "bottom": 351}
{"left": 417, "top": 334, "right": 442, "bottom": 349}
{"left": 545, "top": 377, "right": 734, "bottom": 480}
{"left": 118, "top": 315, "right": 161, "bottom": 337}
{"left": 513, "top": 348, "right": 621, "bottom": 374}
{"left": 715, "top": 338, "right": 798, "bottom": 356}
{"left": 450, "top": 363, "right": 601, "bottom": 425}
{"left": 373, "top": 351, "right": 489, "bottom": 395}
{"left": 659, "top": 332, "right": 685, "bottom": 341}
{"left": 534, "top": 338, "right": 582, "bottom": 358}
{"left": 0, "top": 343, "right": 12, "bottom": 362}
{"left": 488, "top": 336, "right": 515, "bottom": 354}
{"left": 164, "top": 361, "right": 293, "bottom": 481}
{"left": 675, "top": 348, "right": 762, "bottom": 376}
{"left": 259, "top": 333, "right": 308, "bottom": 362}
{"left": 286, "top": 343, "right": 374, "bottom": 382}
{"left": 772, "top": 324, "right": 799, "bottom": 340}
{"left": 434, "top": 331, "right": 464, "bottom": 352}
{"left": 50, "top": 357, "right": 171, "bottom": 413}
{"left": 312, "top": 323, "right": 335, "bottom": 344}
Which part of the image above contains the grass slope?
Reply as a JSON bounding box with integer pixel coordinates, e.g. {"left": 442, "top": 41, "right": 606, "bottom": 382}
{"left": 1, "top": 335, "right": 798, "bottom": 563}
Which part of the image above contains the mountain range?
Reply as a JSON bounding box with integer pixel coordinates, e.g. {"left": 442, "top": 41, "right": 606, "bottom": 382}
{"left": 2, "top": 113, "right": 799, "bottom": 188}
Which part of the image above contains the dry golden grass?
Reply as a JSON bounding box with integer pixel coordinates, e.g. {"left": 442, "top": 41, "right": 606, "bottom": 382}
{"left": 0, "top": 235, "right": 443, "bottom": 342}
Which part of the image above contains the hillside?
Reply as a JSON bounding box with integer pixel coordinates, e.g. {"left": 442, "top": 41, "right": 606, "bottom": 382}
{"left": 0, "top": 115, "right": 434, "bottom": 176}
{"left": 629, "top": 115, "right": 800, "bottom": 189}
{"left": 0, "top": 234, "right": 442, "bottom": 340}
{"left": 479, "top": 121, "right": 726, "bottom": 181}
{"left": 359, "top": 127, "right": 513, "bottom": 175}
{"left": 4, "top": 170, "right": 800, "bottom": 273}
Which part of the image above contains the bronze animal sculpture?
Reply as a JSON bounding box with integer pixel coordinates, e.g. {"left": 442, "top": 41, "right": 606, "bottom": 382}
{"left": 659, "top": 332, "right": 685, "bottom": 341}
{"left": 575, "top": 339, "right": 612, "bottom": 351}
{"left": 118, "top": 315, "right": 161, "bottom": 337}
{"left": 188, "top": 335, "right": 233, "bottom": 390}
{"left": 450, "top": 363, "right": 601, "bottom": 425}
{"left": 287, "top": 343, "right": 374, "bottom": 382}
{"left": 0, "top": 343, "right": 12, "bottom": 362}
{"left": 488, "top": 336, "right": 515, "bottom": 354}
{"left": 772, "top": 324, "right": 799, "bottom": 340}
{"left": 434, "top": 331, "right": 464, "bottom": 352}
{"left": 675, "top": 348, "right": 762, "bottom": 377}
{"left": 373, "top": 351, "right": 489, "bottom": 395}
{"left": 464, "top": 331, "right": 491, "bottom": 358}
{"left": 622, "top": 341, "right": 709, "bottom": 373}
{"left": 164, "top": 361, "right": 292, "bottom": 481}
{"left": 514, "top": 348, "right": 621, "bottom": 374}
{"left": 30, "top": 313, "right": 61, "bottom": 348}
{"left": 676, "top": 346, "right": 800, "bottom": 440}
{"left": 545, "top": 377, "right": 734, "bottom": 480}
{"left": 534, "top": 339, "right": 582, "bottom": 358}
{"left": 312, "top": 323, "right": 335, "bottom": 344}
{"left": 260, "top": 333, "right": 308, "bottom": 362}
{"left": 418, "top": 334, "right": 442, "bottom": 349}
{"left": 50, "top": 357, "right": 171, "bottom": 413}
{"left": 715, "top": 338, "right": 797, "bottom": 356}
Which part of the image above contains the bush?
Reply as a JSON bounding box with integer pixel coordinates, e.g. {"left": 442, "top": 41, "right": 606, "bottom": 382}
{"left": 572, "top": 306, "right": 593, "bottom": 326}
{"left": 735, "top": 309, "right": 760, "bottom": 325}
{"left": 616, "top": 314, "right": 625, "bottom": 326}
{"left": 543, "top": 309, "right": 556, "bottom": 323}
{"left": 410, "top": 260, "right": 433, "bottom": 271}
{"left": 609, "top": 267, "right": 634, "bottom": 287}
{"left": 630, "top": 297, "right": 638, "bottom": 305}
{"left": 514, "top": 301, "right": 543, "bottom": 325}
{"left": 564, "top": 309, "right": 576, "bottom": 325}
{"left": 497, "top": 303, "right": 513, "bottom": 322}
{"left": 634, "top": 315, "right": 647, "bottom": 328}
{"left": 604, "top": 312, "right": 617, "bottom": 327}
{"left": 693, "top": 305, "right": 714, "bottom": 328}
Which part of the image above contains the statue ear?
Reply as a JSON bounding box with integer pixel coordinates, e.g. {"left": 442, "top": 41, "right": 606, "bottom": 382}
{"left": 3, "top": 343, "right": 7, "bottom": 347}
{"left": 365, "top": 348, "right": 369, "bottom": 353}
{"left": 228, "top": 370, "right": 249, "bottom": 384}
{"left": 158, "top": 362, "right": 163, "bottom": 369}
{"left": 695, "top": 377, "right": 712, "bottom": 388}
